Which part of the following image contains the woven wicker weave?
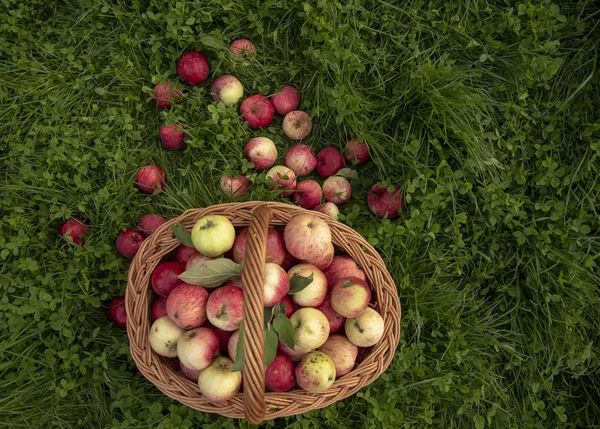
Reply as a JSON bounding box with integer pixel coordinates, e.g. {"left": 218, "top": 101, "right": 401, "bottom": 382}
{"left": 125, "top": 202, "right": 401, "bottom": 424}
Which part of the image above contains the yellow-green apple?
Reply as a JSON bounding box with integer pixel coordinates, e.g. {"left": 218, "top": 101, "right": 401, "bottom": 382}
{"left": 116, "top": 228, "right": 145, "bottom": 259}
{"left": 151, "top": 296, "right": 168, "bottom": 322}
{"left": 265, "top": 354, "right": 296, "bottom": 392}
{"left": 289, "top": 308, "right": 330, "bottom": 349}
{"left": 330, "top": 277, "right": 371, "bottom": 318}
{"left": 151, "top": 262, "right": 185, "bottom": 297}
{"left": 285, "top": 144, "right": 317, "bottom": 176}
{"left": 299, "top": 242, "right": 334, "bottom": 271}
{"left": 179, "top": 360, "right": 201, "bottom": 382}
{"left": 138, "top": 214, "right": 166, "bottom": 236}
{"left": 191, "top": 215, "right": 236, "bottom": 257}
{"left": 314, "top": 202, "right": 340, "bottom": 221}
{"left": 211, "top": 74, "right": 244, "bottom": 104}
{"left": 177, "top": 327, "right": 220, "bottom": 370}
{"left": 220, "top": 174, "right": 250, "bottom": 198}
{"left": 185, "top": 253, "right": 214, "bottom": 271}
{"left": 266, "top": 165, "right": 297, "bottom": 196}
{"left": 295, "top": 351, "right": 336, "bottom": 393}
{"left": 367, "top": 184, "right": 405, "bottom": 219}
{"left": 206, "top": 284, "right": 244, "bottom": 331}
{"left": 316, "top": 147, "right": 345, "bottom": 178}
{"left": 317, "top": 335, "right": 358, "bottom": 377}
{"left": 176, "top": 51, "right": 209, "bottom": 85}
{"left": 59, "top": 217, "right": 89, "bottom": 246}
{"left": 230, "top": 39, "right": 256, "bottom": 59}
{"left": 324, "top": 255, "right": 366, "bottom": 291}
{"left": 233, "top": 227, "right": 285, "bottom": 265}
{"left": 244, "top": 137, "right": 277, "bottom": 170}
{"left": 277, "top": 341, "right": 312, "bottom": 363}
{"left": 197, "top": 356, "right": 242, "bottom": 402}
{"left": 153, "top": 81, "right": 182, "bottom": 108}
{"left": 315, "top": 294, "right": 345, "bottom": 333}
{"left": 176, "top": 245, "right": 198, "bottom": 264}
{"left": 149, "top": 316, "right": 185, "bottom": 357}
{"left": 263, "top": 263, "right": 290, "bottom": 306}
{"left": 240, "top": 94, "right": 274, "bottom": 129}
{"left": 227, "top": 329, "right": 240, "bottom": 362}
{"left": 322, "top": 176, "right": 352, "bottom": 204}
{"left": 159, "top": 123, "right": 185, "bottom": 150}
{"left": 287, "top": 264, "right": 327, "bottom": 307}
{"left": 345, "top": 307, "right": 384, "bottom": 347}
{"left": 166, "top": 283, "right": 209, "bottom": 329}
{"left": 343, "top": 139, "right": 370, "bottom": 165}
{"left": 292, "top": 180, "right": 322, "bottom": 209}
{"left": 282, "top": 110, "right": 312, "bottom": 140}
{"left": 283, "top": 214, "right": 332, "bottom": 262}
{"left": 272, "top": 85, "right": 301, "bottom": 116}
{"left": 136, "top": 165, "right": 166, "bottom": 194}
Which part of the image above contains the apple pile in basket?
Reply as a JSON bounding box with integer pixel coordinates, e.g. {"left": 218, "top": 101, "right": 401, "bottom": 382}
{"left": 149, "top": 212, "right": 384, "bottom": 402}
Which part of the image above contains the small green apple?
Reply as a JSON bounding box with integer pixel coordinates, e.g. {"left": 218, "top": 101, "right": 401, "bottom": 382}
{"left": 191, "top": 215, "right": 236, "bottom": 257}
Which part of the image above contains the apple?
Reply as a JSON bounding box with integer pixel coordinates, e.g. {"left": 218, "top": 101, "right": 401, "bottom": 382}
{"left": 191, "top": 215, "right": 236, "bottom": 257}
{"left": 289, "top": 308, "right": 330, "bottom": 349}
{"left": 345, "top": 307, "right": 384, "bottom": 347}
{"left": 287, "top": 264, "right": 327, "bottom": 307}
{"left": 278, "top": 295, "right": 295, "bottom": 318}
{"left": 233, "top": 227, "right": 285, "bottom": 265}
{"left": 227, "top": 329, "right": 240, "bottom": 362}
{"left": 295, "top": 351, "right": 336, "bottom": 393}
{"left": 138, "top": 214, "right": 166, "bottom": 236}
{"left": 206, "top": 284, "right": 244, "bottom": 331}
{"left": 292, "top": 180, "right": 322, "bottom": 209}
{"left": 166, "top": 283, "right": 209, "bottom": 329}
{"left": 343, "top": 139, "right": 369, "bottom": 165}
{"left": 180, "top": 360, "right": 201, "bottom": 382}
{"left": 323, "top": 255, "right": 366, "bottom": 291}
{"left": 177, "top": 327, "right": 220, "bottom": 370}
{"left": 107, "top": 297, "right": 126, "bottom": 327}
{"left": 240, "top": 94, "right": 274, "bottom": 129}
{"left": 277, "top": 341, "right": 312, "bottom": 363}
{"left": 316, "top": 147, "right": 345, "bottom": 178}
{"left": 116, "top": 229, "right": 145, "bottom": 259}
{"left": 197, "top": 356, "right": 242, "bottom": 403}
{"left": 151, "top": 296, "right": 168, "bottom": 322}
{"left": 154, "top": 81, "right": 182, "bottom": 108}
{"left": 314, "top": 202, "right": 339, "bottom": 221}
{"left": 265, "top": 354, "right": 296, "bottom": 392}
{"left": 244, "top": 137, "right": 277, "bottom": 170}
{"left": 177, "top": 51, "right": 210, "bottom": 85}
{"left": 283, "top": 213, "right": 332, "bottom": 263}
{"left": 136, "top": 165, "right": 166, "bottom": 194}
{"left": 280, "top": 251, "right": 297, "bottom": 271}
{"left": 299, "top": 242, "right": 334, "bottom": 271}
{"left": 223, "top": 278, "right": 244, "bottom": 289}
{"left": 220, "top": 175, "right": 250, "bottom": 198}
{"left": 149, "top": 316, "right": 185, "bottom": 358}
{"left": 265, "top": 165, "right": 297, "bottom": 196}
{"left": 263, "top": 263, "right": 290, "bottom": 306}
{"left": 211, "top": 74, "right": 244, "bottom": 105}
{"left": 330, "top": 277, "right": 371, "bottom": 318}
{"left": 322, "top": 176, "right": 352, "bottom": 204}
{"left": 175, "top": 245, "right": 198, "bottom": 264}
{"left": 282, "top": 110, "right": 312, "bottom": 140}
{"left": 315, "top": 294, "right": 345, "bottom": 333}
{"left": 230, "top": 39, "right": 256, "bottom": 59}
{"left": 59, "top": 217, "right": 89, "bottom": 246}
{"left": 317, "top": 335, "right": 358, "bottom": 377}
{"left": 185, "top": 253, "right": 214, "bottom": 270}
{"left": 206, "top": 322, "right": 234, "bottom": 351}
{"left": 367, "top": 185, "right": 405, "bottom": 219}
{"left": 285, "top": 144, "right": 317, "bottom": 176}
{"left": 159, "top": 123, "right": 185, "bottom": 150}
{"left": 272, "top": 85, "right": 301, "bottom": 116}
{"left": 151, "top": 262, "right": 185, "bottom": 297}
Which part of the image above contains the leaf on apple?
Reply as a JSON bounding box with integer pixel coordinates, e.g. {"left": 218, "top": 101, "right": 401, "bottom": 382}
{"left": 264, "top": 325, "right": 278, "bottom": 368}
{"left": 178, "top": 259, "right": 243, "bottom": 288}
{"left": 288, "top": 272, "right": 314, "bottom": 294}
{"left": 335, "top": 168, "right": 358, "bottom": 180}
{"left": 171, "top": 223, "right": 194, "bottom": 248}
{"left": 272, "top": 313, "right": 295, "bottom": 349}
{"left": 264, "top": 302, "right": 285, "bottom": 326}
{"left": 232, "top": 324, "right": 244, "bottom": 372}
{"left": 271, "top": 302, "right": 286, "bottom": 318}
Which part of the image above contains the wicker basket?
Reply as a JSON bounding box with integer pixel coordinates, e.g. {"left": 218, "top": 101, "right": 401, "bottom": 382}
{"left": 125, "top": 202, "right": 401, "bottom": 424}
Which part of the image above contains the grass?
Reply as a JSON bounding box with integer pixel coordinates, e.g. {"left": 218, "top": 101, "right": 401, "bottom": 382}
{"left": 1, "top": 0, "right": 599, "bottom": 428}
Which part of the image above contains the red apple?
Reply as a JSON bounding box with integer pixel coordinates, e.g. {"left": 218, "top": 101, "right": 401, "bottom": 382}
{"left": 59, "top": 217, "right": 89, "bottom": 246}
{"left": 220, "top": 175, "right": 250, "bottom": 198}
{"left": 266, "top": 165, "right": 297, "bottom": 196}
{"left": 343, "top": 139, "right": 369, "bottom": 165}
{"left": 223, "top": 278, "right": 244, "bottom": 289}
{"left": 264, "top": 263, "right": 290, "bottom": 306}
{"left": 153, "top": 81, "right": 182, "bottom": 108}
{"left": 244, "top": 137, "right": 277, "bottom": 170}
{"left": 138, "top": 214, "right": 166, "bottom": 236}
{"left": 177, "top": 51, "right": 210, "bottom": 85}
{"left": 240, "top": 94, "right": 274, "bottom": 129}
{"left": 287, "top": 264, "right": 328, "bottom": 307}
{"left": 177, "top": 327, "right": 220, "bottom": 370}
{"left": 282, "top": 110, "right": 312, "bottom": 140}
{"left": 322, "top": 176, "right": 352, "bottom": 204}
{"left": 292, "top": 180, "right": 322, "bottom": 209}
{"left": 206, "top": 284, "right": 244, "bottom": 331}
{"left": 136, "top": 165, "right": 166, "bottom": 194}
{"left": 285, "top": 144, "right": 317, "bottom": 176}
{"left": 159, "top": 123, "right": 185, "bottom": 150}
{"left": 367, "top": 184, "right": 405, "bottom": 219}
{"left": 323, "top": 255, "right": 366, "bottom": 291}
{"left": 107, "top": 297, "right": 126, "bottom": 327}
{"left": 175, "top": 245, "right": 198, "bottom": 264}
{"left": 179, "top": 360, "right": 201, "bottom": 382}
{"left": 280, "top": 251, "right": 297, "bottom": 271}
{"left": 316, "top": 147, "right": 345, "bottom": 178}
{"left": 330, "top": 277, "right": 371, "bottom": 318}
{"left": 185, "top": 253, "right": 214, "bottom": 270}
{"left": 116, "top": 229, "right": 145, "bottom": 259}
{"left": 211, "top": 74, "right": 244, "bottom": 105}
{"left": 300, "top": 242, "right": 334, "bottom": 271}
{"left": 151, "top": 296, "right": 168, "bottom": 322}
{"left": 265, "top": 354, "right": 296, "bottom": 392}
{"left": 227, "top": 329, "right": 240, "bottom": 362}
{"left": 278, "top": 295, "right": 294, "bottom": 318}
{"left": 283, "top": 214, "right": 332, "bottom": 263}
{"left": 230, "top": 39, "right": 256, "bottom": 59}
{"left": 233, "top": 227, "right": 285, "bottom": 265}
{"left": 315, "top": 294, "right": 345, "bottom": 333}
{"left": 277, "top": 341, "right": 312, "bottom": 363}
{"left": 317, "top": 335, "right": 358, "bottom": 377}
{"left": 206, "top": 321, "right": 234, "bottom": 351}
{"left": 151, "top": 262, "right": 185, "bottom": 297}
{"left": 166, "top": 283, "right": 209, "bottom": 329}
{"left": 314, "top": 202, "right": 339, "bottom": 221}
{"left": 272, "top": 85, "right": 301, "bottom": 116}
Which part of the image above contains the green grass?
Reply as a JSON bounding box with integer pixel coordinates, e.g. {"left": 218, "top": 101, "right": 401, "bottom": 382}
{"left": 1, "top": 0, "right": 599, "bottom": 428}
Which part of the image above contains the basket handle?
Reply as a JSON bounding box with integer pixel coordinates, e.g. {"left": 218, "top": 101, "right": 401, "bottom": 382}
{"left": 240, "top": 204, "right": 272, "bottom": 424}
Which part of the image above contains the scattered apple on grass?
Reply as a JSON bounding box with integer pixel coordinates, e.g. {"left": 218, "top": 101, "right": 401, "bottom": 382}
{"left": 266, "top": 166, "right": 297, "bottom": 196}
{"left": 107, "top": 297, "right": 127, "bottom": 327}
{"left": 285, "top": 144, "right": 317, "bottom": 176}
{"left": 230, "top": 39, "right": 256, "bottom": 59}
{"left": 240, "top": 94, "right": 274, "bottom": 129}
{"left": 191, "top": 215, "right": 236, "bottom": 257}
{"left": 282, "top": 110, "right": 312, "bottom": 140}
{"left": 153, "top": 81, "right": 182, "bottom": 108}
{"left": 322, "top": 176, "right": 352, "bottom": 205}
{"left": 330, "top": 277, "right": 371, "bottom": 318}
{"left": 343, "top": 139, "right": 370, "bottom": 165}
{"left": 206, "top": 284, "right": 244, "bottom": 331}
{"left": 116, "top": 229, "right": 145, "bottom": 259}
{"left": 292, "top": 180, "right": 322, "bottom": 209}
{"left": 289, "top": 308, "right": 330, "bottom": 349}
{"left": 324, "top": 255, "right": 366, "bottom": 290}
{"left": 159, "top": 123, "right": 185, "bottom": 150}
{"left": 138, "top": 214, "right": 166, "bottom": 236}
{"left": 136, "top": 165, "right": 166, "bottom": 194}
{"left": 345, "top": 307, "right": 385, "bottom": 347}
{"left": 151, "top": 296, "right": 168, "bottom": 322}
{"left": 265, "top": 354, "right": 296, "bottom": 392}
{"left": 295, "top": 351, "right": 336, "bottom": 393}
{"left": 233, "top": 227, "right": 286, "bottom": 265}
{"left": 59, "top": 218, "right": 89, "bottom": 246}
{"left": 316, "top": 147, "right": 345, "bottom": 178}
{"left": 149, "top": 316, "right": 185, "bottom": 357}
{"left": 151, "top": 262, "right": 185, "bottom": 297}
{"left": 318, "top": 335, "right": 358, "bottom": 377}
{"left": 315, "top": 294, "right": 345, "bottom": 333}
{"left": 271, "top": 85, "right": 301, "bottom": 116}
{"left": 244, "top": 137, "right": 277, "bottom": 170}
{"left": 211, "top": 75, "right": 244, "bottom": 105}
{"left": 177, "top": 327, "right": 220, "bottom": 370}
{"left": 166, "top": 283, "right": 209, "bottom": 329}
{"left": 263, "top": 263, "right": 290, "bottom": 306}
{"left": 314, "top": 202, "right": 340, "bottom": 221}
{"left": 287, "top": 264, "right": 327, "bottom": 307}
{"left": 197, "top": 356, "right": 242, "bottom": 403}
{"left": 367, "top": 184, "right": 405, "bottom": 219}
{"left": 220, "top": 175, "right": 250, "bottom": 198}
{"left": 177, "top": 51, "right": 210, "bottom": 85}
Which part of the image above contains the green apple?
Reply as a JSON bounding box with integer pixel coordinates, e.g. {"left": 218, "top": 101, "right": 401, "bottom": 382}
{"left": 191, "top": 215, "right": 236, "bottom": 257}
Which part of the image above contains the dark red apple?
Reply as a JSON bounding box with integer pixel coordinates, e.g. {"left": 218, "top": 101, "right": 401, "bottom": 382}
{"left": 136, "top": 165, "right": 166, "bottom": 194}
{"left": 367, "top": 184, "right": 405, "bottom": 219}
{"left": 159, "top": 123, "right": 185, "bottom": 150}
{"left": 280, "top": 251, "right": 297, "bottom": 271}
{"left": 138, "top": 214, "right": 166, "bottom": 236}
{"left": 177, "top": 51, "right": 210, "bottom": 85}
{"left": 59, "top": 217, "right": 89, "bottom": 246}
{"left": 116, "top": 229, "right": 145, "bottom": 259}
{"left": 278, "top": 295, "right": 294, "bottom": 318}
{"left": 107, "top": 297, "right": 127, "bottom": 327}
{"left": 151, "top": 262, "right": 185, "bottom": 297}
{"left": 292, "top": 180, "right": 322, "bottom": 209}
{"left": 343, "top": 139, "right": 369, "bottom": 165}
{"left": 272, "top": 85, "right": 301, "bottom": 116}
{"left": 316, "top": 147, "right": 345, "bottom": 178}
{"left": 207, "top": 321, "right": 235, "bottom": 351}
{"left": 240, "top": 94, "right": 275, "bottom": 129}
{"left": 153, "top": 81, "right": 182, "bottom": 108}
{"left": 233, "top": 227, "right": 286, "bottom": 265}
{"left": 265, "top": 354, "right": 296, "bottom": 392}
{"left": 175, "top": 245, "right": 198, "bottom": 264}
{"left": 151, "top": 296, "right": 168, "bottom": 322}
{"left": 315, "top": 294, "right": 345, "bottom": 333}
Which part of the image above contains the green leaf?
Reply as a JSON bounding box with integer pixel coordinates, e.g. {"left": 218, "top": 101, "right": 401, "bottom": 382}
{"left": 271, "top": 302, "right": 285, "bottom": 318}
{"left": 289, "top": 272, "right": 314, "bottom": 294}
{"left": 178, "top": 259, "right": 243, "bottom": 287}
{"left": 273, "top": 313, "right": 295, "bottom": 349}
{"left": 473, "top": 414, "right": 485, "bottom": 429}
{"left": 231, "top": 324, "right": 244, "bottom": 372}
{"left": 264, "top": 325, "right": 278, "bottom": 368}
{"left": 171, "top": 223, "right": 194, "bottom": 247}
{"left": 335, "top": 168, "right": 358, "bottom": 180}
{"left": 199, "top": 35, "right": 225, "bottom": 50}
{"left": 264, "top": 306, "right": 274, "bottom": 326}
